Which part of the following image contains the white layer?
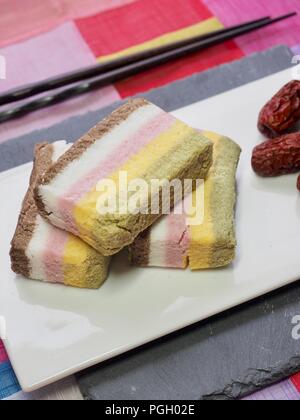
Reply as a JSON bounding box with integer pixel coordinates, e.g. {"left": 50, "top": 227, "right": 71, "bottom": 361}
{"left": 145, "top": 192, "right": 194, "bottom": 267}
{"left": 52, "top": 141, "right": 70, "bottom": 162}
{"left": 148, "top": 217, "right": 168, "bottom": 266}
{"left": 26, "top": 215, "right": 51, "bottom": 281}
{"left": 27, "top": 141, "right": 70, "bottom": 280}
{"left": 39, "top": 103, "right": 163, "bottom": 215}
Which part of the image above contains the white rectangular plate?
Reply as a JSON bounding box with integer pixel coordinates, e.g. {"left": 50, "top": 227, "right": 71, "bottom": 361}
{"left": 1, "top": 68, "right": 300, "bottom": 392}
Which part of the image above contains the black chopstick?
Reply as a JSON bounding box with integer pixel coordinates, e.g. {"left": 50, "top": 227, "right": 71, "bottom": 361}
{"left": 0, "top": 15, "right": 272, "bottom": 107}
{"left": 0, "top": 12, "right": 296, "bottom": 124}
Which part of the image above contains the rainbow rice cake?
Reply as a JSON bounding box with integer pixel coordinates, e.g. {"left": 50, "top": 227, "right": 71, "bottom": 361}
{"left": 130, "top": 131, "right": 241, "bottom": 269}
{"left": 10, "top": 141, "right": 110, "bottom": 289}
{"left": 35, "top": 99, "right": 213, "bottom": 256}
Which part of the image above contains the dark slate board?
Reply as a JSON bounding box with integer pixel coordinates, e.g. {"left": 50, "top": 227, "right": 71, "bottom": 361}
{"left": 78, "top": 281, "right": 300, "bottom": 400}
{"left": 1, "top": 46, "right": 299, "bottom": 400}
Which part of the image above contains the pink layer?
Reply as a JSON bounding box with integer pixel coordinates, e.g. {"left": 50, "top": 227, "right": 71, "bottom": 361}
{"left": 165, "top": 213, "right": 189, "bottom": 268}
{"left": 57, "top": 112, "right": 175, "bottom": 233}
{"left": 42, "top": 225, "right": 68, "bottom": 284}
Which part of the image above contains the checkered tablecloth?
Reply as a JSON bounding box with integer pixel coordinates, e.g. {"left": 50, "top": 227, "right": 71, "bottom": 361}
{"left": 0, "top": 0, "right": 300, "bottom": 400}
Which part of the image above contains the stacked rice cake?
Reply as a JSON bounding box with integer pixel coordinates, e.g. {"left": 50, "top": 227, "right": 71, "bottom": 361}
{"left": 35, "top": 99, "right": 213, "bottom": 256}
{"left": 129, "top": 131, "right": 241, "bottom": 269}
{"left": 10, "top": 142, "right": 110, "bottom": 289}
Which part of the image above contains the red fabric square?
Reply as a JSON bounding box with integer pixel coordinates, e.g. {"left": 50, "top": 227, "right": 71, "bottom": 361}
{"left": 291, "top": 373, "right": 300, "bottom": 393}
{"left": 76, "top": 0, "right": 244, "bottom": 97}
{"left": 76, "top": 0, "right": 213, "bottom": 57}
{"left": 116, "top": 40, "right": 244, "bottom": 97}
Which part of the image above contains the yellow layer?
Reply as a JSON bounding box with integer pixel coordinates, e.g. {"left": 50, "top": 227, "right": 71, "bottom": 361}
{"left": 189, "top": 131, "right": 223, "bottom": 267}
{"left": 98, "top": 18, "right": 223, "bottom": 62}
{"left": 62, "top": 235, "right": 107, "bottom": 288}
{"left": 73, "top": 120, "right": 196, "bottom": 233}
{"left": 63, "top": 235, "right": 89, "bottom": 267}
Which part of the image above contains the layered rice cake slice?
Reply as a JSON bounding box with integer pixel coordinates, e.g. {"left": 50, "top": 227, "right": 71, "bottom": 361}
{"left": 10, "top": 141, "right": 110, "bottom": 289}
{"left": 130, "top": 131, "right": 241, "bottom": 269}
{"left": 35, "top": 99, "right": 213, "bottom": 256}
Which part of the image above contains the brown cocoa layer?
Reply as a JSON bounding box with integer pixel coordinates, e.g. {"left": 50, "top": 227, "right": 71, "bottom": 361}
{"left": 128, "top": 228, "right": 151, "bottom": 266}
{"left": 10, "top": 143, "right": 54, "bottom": 277}
{"left": 40, "top": 99, "right": 148, "bottom": 186}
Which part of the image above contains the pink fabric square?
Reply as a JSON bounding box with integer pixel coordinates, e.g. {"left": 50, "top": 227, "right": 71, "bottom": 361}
{"left": 0, "top": 22, "right": 94, "bottom": 92}
{"left": 243, "top": 379, "right": 300, "bottom": 400}
{"left": 203, "top": 0, "right": 300, "bottom": 55}
{"left": 0, "top": 0, "right": 137, "bottom": 47}
{"left": 63, "top": 0, "right": 137, "bottom": 19}
{"left": 0, "top": 340, "right": 8, "bottom": 364}
{"left": 0, "top": 22, "right": 120, "bottom": 144}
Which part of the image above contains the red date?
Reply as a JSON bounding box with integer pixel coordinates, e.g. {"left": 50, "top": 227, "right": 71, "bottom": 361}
{"left": 258, "top": 80, "right": 300, "bottom": 138}
{"left": 252, "top": 133, "right": 300, "bottom": 177}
